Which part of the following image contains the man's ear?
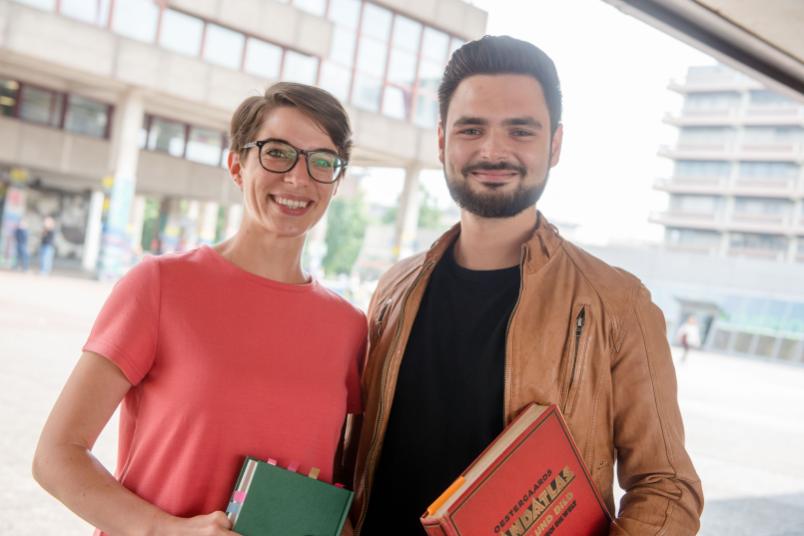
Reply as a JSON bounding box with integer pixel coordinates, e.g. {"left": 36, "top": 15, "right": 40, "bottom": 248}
{"left": 549, "top": 123, "right": 564, "bottom": 168}
{"left": 437, "top": 121, "right": 446, "bottom": 164}
{"left": 228, "top": 150, "right": 243, "bottom": 189}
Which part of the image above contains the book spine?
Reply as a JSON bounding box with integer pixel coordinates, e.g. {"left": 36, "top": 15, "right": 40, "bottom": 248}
{"left": 421, "top": 521, "right": 450, "bottom": 536}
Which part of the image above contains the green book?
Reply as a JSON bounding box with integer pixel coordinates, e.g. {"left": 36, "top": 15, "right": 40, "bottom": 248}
{"left": 225, "top": 456, "right": 353, "bottom": 536}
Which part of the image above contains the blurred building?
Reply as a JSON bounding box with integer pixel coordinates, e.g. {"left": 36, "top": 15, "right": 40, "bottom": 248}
{"left": 0, "top": 0, "right": 486, "bottom": 276}
{"left": 630, "top": 64, "right": 804, "bottom": 362}
{"left": 652, "top": 64, "right": 804, "bottom": 263}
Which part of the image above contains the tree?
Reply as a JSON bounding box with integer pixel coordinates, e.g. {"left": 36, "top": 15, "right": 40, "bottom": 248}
{"left": 322, "top": 194, "right": 368, "bottom": 276}
{"left": 380, "top": 184, "right": 443, "bottom": 229}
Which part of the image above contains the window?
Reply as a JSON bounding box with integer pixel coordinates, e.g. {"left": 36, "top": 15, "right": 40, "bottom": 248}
{"left": 293, "top": 0, "right": 326, "bottom": 16}
{"left": 352, "top": 74, "right": 382, "bottom": 112}
{"left": 733, "top": 197, "right": 790, "bottom": 216}
{"left": 352, "top": 3, "right": 391, "bottom": 112}
{"left": 244, "top": 38, "right": 282, "bottom": 80}
{"left": 148, "top": 117, "right": 186, "bottom": 157}
{"left": 330, "top": 27, "right": 357, "bottom": 67}
{"left": 186, "top": 127, "right": 224, "bottom": 166}
{"left": 678, "top": 126, "right": 734, "bottom": 145}
{"left": 112, "top": 0, "right": 159, "bottom": 43}
{"left": 203, "top": 23, "right": 245, "bottom": 70}
{"left": 159, "top": 9, "right": 204, "bottom": 56}
{"left": 60, "top": 0, "right": 111, "bottom": 25}
{"left": 666, "top": 228, "right": 720, "bottom": 247}
{"left": 670, "top": 194, "right": 720, "bottom": 214}
{"left": 743, "top": 126, "right": 803, "bottom": 144}
{"left": 683, "top": 92, "right": 739, "bottom": 110}
{"left": 13, "top": 0, "right": 55, "bottom": 10}
{"left": 328, "top": 0, "right": 360, "bottom": 28}
{"left": 65, "top": 95, "right": 110, "bottom": 138}
{"left": 19, "top": 86, "right": 62, "bottom": 127}
{"left": 750, "top": 90, "right": 796, "bottom": 108}
{"left": 384, "top": 15, "right": 421, "bottom": 121}
{"left": 739, "top": 161, "right": 799, "bottom": 179}
{"left": 283, "top": 51, "right": 318, "bottom": 84}
{"left": 320, "top": 61, "right": 351, "bottom": 101}
{"left": 729, "top": 232, "right": 787, "bottom": 251}
{"left": 675, "top": 160, "right": 731, "bottom": 178}
{"left": 0, "top": 79, "right": 19, "bottom": 117}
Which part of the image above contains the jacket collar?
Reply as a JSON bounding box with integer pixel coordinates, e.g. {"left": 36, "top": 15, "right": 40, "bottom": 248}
{"left": 423, "top": 211, "right": 564, "bottom": 274}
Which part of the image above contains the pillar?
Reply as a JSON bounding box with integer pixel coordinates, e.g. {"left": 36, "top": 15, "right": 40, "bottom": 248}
{"left": 392, "top": 164, "right": 422, "bottom": 260}
{"left": 97, "top": 90, "right": 144, "bottom": 279}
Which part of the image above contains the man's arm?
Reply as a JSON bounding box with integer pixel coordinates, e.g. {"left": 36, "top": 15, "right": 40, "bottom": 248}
{"left": 610, "top": 286, "right": 704, "bottom": 535}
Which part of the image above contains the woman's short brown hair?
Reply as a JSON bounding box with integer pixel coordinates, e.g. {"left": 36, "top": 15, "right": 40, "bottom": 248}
{"left": 229, "top": 82, "right": 352, "bottom": 164}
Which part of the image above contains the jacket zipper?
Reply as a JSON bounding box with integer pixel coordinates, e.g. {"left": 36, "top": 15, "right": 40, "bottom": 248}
{"left": 502, "top": 246, "right": 528, "bottom": 424}
{"left": 565, "top": 307, "right": 586, "bottom": 414}
{"left": 354, "top": 260, "right": 435, "bottom": 534}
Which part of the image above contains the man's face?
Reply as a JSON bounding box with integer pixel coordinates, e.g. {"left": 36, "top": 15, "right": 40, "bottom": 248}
{"left": 438, "top": 74, "right": 563, "bottom": 218}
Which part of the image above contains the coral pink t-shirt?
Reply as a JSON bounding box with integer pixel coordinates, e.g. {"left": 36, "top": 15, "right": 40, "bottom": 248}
{"left": 83, "top": 246, "right": 366, "bottom": 530}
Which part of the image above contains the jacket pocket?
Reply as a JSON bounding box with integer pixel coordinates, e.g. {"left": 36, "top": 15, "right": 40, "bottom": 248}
{"left": 561, "top": 304, "right": 589, "bottom": 416}
{"left": 370, "top": 298, "right": 392, "bottom": 348}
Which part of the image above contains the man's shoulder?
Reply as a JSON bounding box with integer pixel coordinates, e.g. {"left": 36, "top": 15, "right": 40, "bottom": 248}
{"left": 557, "top": 239, "right": 647, "bottom": 303}
{"left": 374, "top": 252, "right": 428, "bottom": 297}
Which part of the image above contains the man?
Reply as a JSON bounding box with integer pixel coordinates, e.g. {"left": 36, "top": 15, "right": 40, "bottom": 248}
{"left": 350, "top": 36, "right": 703, "bottom": 534}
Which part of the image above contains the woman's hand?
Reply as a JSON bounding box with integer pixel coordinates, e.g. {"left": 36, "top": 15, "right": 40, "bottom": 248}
{"left": 160, "top": 511, "right": 239, "bottom": 535}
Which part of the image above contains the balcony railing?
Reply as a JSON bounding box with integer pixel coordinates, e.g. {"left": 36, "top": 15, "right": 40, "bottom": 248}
{"left": 650, "top": 210, "right": 723, "bottom": 230}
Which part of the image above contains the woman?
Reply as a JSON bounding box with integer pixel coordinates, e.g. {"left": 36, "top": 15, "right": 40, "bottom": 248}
{"left": 33, "top": 83, "right": 366, "bottom": 535}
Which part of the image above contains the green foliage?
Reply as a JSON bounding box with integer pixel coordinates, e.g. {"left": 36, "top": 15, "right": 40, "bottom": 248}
{"left": 380, "top": 185, "right": 442, "bottom": 229}
{"left": 323, "top": 195, "right": 368, "bottom": 276}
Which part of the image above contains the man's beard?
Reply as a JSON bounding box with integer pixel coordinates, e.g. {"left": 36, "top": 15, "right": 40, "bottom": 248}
{"left": 444, "top": 160, "right": 549, "bottom": 218}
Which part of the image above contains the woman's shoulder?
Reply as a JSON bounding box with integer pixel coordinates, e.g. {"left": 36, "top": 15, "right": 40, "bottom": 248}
{"left": 311, "top": 282, "right": 367, "bottom": 325}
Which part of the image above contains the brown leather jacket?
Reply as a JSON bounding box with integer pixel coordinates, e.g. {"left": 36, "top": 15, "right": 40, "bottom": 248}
{"left": 350, "top": 213, "right": 703, "bottom": 535}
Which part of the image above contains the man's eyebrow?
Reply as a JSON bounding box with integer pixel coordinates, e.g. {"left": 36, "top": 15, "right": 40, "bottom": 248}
{"left": 452, "top": 116, "right": 488, "bottom": 127}
{"left": 503, "top": 117, "right": 543, "bottom": 129}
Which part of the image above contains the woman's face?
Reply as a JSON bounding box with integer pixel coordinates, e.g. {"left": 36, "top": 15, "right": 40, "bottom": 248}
{"left": 230, "top": 106, "right": 340, "bottom": 240}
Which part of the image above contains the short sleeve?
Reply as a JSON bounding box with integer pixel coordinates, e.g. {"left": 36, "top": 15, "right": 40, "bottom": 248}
{"left": 83, "top": 256, "right": 161, "bottom": 385}
{"left": 346, "top": 313, "right": 368, "bottom": 414}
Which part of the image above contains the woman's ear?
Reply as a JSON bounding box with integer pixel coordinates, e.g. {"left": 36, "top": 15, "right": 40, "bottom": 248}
{"left": 228, "top": 151, "right": 243, "bottom": 190}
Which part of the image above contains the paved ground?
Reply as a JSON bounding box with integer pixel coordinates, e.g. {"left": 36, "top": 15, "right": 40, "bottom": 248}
{"left": 1, "top": 269, "right": 803, "bottom": 535}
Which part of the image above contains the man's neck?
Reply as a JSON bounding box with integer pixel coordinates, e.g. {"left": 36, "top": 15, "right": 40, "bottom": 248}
{"left": 453, "top": 208, "right": 537, "bottom": 270}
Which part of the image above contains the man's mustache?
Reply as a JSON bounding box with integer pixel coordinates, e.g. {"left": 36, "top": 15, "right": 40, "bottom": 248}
{"left": 461, "top": 161, "right": 527, "bottom": 177}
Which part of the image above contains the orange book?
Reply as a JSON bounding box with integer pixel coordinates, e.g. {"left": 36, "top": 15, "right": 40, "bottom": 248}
{"left": 420, "top": 403, "right": 610, "bottom": 536}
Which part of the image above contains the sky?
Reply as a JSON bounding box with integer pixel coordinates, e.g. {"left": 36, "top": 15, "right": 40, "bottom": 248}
{"left": 362, "top": 0, "right": 716, "bottom": 245}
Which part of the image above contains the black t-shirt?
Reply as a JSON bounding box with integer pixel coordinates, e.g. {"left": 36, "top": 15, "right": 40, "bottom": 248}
{"left": 362, "top": 244, "right": 520, "bottom": 534}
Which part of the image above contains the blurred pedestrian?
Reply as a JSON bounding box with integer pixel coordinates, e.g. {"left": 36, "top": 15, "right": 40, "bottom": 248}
{"left": 39, "top": 216, "right": 56, "bottom": 275}
{"left": 677, "top": 315, "right": 701, "bottom": 363}
{"left": 13, "top": 220, "right": 29, "bottom": 272}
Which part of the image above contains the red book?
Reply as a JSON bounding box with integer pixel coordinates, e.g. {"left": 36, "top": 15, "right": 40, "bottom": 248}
{"left": 420, "top": 403, "right": 610, "bottom": 536}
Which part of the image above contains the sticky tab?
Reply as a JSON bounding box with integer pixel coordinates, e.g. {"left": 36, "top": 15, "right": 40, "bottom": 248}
{"left": 334, "top": 483, "right": 345, "bottom": 489}
{"left": 226, "top": 501, "right": 241, "bottom": 514}
{"left": 287, "top": 461, "right": 300, "bottom": 472}
{"left": 266, "top": 458, "right": 277, "bottom": 466}
{"left": 308, "top": 467, "right": 320, "bottom": 480}
{"left": 233, "top": 490, "right": 246, "bottom": 502}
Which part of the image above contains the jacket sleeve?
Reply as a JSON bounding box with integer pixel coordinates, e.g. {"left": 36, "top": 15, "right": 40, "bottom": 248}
{"left": 609, "top": 285, "right": 704, "bottom": 535}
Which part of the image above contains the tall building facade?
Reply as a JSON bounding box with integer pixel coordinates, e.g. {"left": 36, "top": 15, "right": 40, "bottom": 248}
{"left": 0, "top": 0, "right": 486, "bottom": 276}
{"left": 644, "top": 64, "right": 804, "bottom": 362}
{"left": 653, "top": 64, "right": 804, "bottom": 264}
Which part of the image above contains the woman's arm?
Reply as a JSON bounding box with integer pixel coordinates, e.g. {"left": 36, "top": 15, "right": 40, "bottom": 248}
{"left": 32, "top": 351, "right": 237, "bottom": 536}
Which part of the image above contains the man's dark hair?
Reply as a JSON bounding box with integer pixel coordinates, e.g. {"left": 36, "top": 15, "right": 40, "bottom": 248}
{"left": 438, "top": 35, "right": 562, "bottom": 133}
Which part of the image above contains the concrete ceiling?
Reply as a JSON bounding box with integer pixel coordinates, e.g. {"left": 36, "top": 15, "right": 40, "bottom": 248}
{"left": 601, "top": 0, "right": 804, "bottom": 100}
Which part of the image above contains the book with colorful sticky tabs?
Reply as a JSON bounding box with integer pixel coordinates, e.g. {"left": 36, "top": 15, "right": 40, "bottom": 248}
{"left": 226, "top": 456, "right": 353, "bottom": 536}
